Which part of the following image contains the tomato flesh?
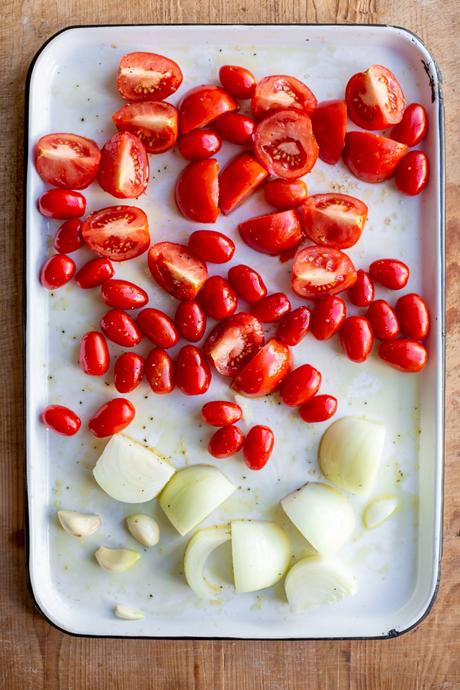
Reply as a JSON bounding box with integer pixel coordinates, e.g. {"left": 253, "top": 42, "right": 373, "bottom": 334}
{"left": 228, "top": 265, "right": 267, "bottom": 304}
{"left": 395, "top": 151, "right": 429, "bottom": 196}
{"left": 347, "top": 270, "right": 374, "bottom": 307}
{"left": 379, "top": 339, "right": 428, "bottom": 372}
{"left": 243, "top": 425, "right": 274, "bottom": 470}
{"left": 204, "top": 313, "right": 264, "bottom": 377}
{"left": 367, "top": 300, "right": 400, "bottom": 340}
{"left": 201, "top": 401, "right": 242, "bottom": 427}
{"left": 300, "top": 193, "right": 368, "bottom": 249}
{"left": 251, "top": 292, "right": 291, "bottom": 323}
{"left": 345, "top": 65, "right": 405, "bottom": 130}
{"left": 175, "top": 345, "right": 211, "bottom": 395}
{"left": 38, "top": 189, "right": 86, "bottom": 219}
{"left": 219, "top": 153, "right": 268, "bottom": 215}
{"left": 219, "top": 65, "right": 256, "bottom": 100}
{"left": 79, "top": 331, "right": 110, "bottom": 376}
{"left": 310, "top": 296, "right": 346, "bottom": 340}
{"left": 42, "top": 405, "right": 81, "bottom": 436}
{"left": 116, "top": 52, "right": 183, "bottom": 101}
{"left": 176, "top": 158, "right": 220, "bottom": 222}
{"left": 276, "top": 306, "right": 311, "bottom": 346}
{"left": 54, "top": 219, "right": 83, "bottom": 253}
{"left": 137, "top": 308, "right": 179, "bottom": 348}
{"left": 208, "top": 426, "right": 245, "bottom": 458}
{"left": 311, "top": 100, "right": 347, "bottom": 164}
{"left": 339, "top": 316, "right": 374, "bottom": 363}
{"left": 213, "top": 112, "right": 255, "bottom": 145}
{"left": 292, "top": 246, "right": 357, "bottom": 300}
{"left": 145, "top": 348, "right": 175, "bottom": 394}
{"left": 34, "top": 133, "right": 101, "bottom": 189}
{"left": 299, "top": 395, "right": 337, "bottom": 423}
{"left": 178, "top": 129, "right": 222, "bottom": 160}
{"left": 395, "top": 293, "right": 430, "bottom": 340}
{"left": 97, "top": 131, "right": 149, "bottom": 199}
{"left": 199, "top": 276, "right": 238, "bottom": 320}
{"left": 280, "top": 364, "right": 322, "bottom": 407}
{"left": 239, "top": 209, "right": 302, "bottom": 256}
{"left": 148, "top": 242, "right": 208, "bottom": 301}
{"left": 232, "top": 339, "right": 291, "bottom": 397}
{"left": 100, "top": 309, "right": 142, "bottom": 347}
{"left": 188, "top": 230, "right": 235, "bottom": 264}
{"left": 369, "top": 259, "right": 409, "bottom": 290}
{"left": 75, "top": 257, "right": 114, "bottom": 289}
{"left": 343, "top": 132, "right": 408, "bottom": 183}
{"left": 81, "top": 206, "right": 150, "bottom": 261}
{"left": 174, "top": 301, "right": 206, "bottom": 342}
{"left": 101, "top": 279, "right": 148, "bottom": 309}
{"left": 40, "top": 254, "right": 76, "bottom": 289}
{"left": 114, "top": 353, "right": 144, "bottom": 393}
{"left": 88, "top": 398, "right": 135, "bottom": 437}
{"left": 391, "top": 103, "right": 428, "bottom": 146}
{"left": 112, "top": 101, "right": 178, "bottom": 154}
{"left": 264, "top": 179, "right": 308, "bottom": 210}
{"left": 252, "top": 75, "right": 317, "bottom": 119}
{"left": 179, "top": 85, "right": 237, "bottom": 134}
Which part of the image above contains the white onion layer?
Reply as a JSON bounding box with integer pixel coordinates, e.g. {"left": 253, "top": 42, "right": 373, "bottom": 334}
{"left": 285, "top": 557, "right": 357, "bottom": 611}
{"left": 184, "top": 525, "right": 231, "bottom": 599}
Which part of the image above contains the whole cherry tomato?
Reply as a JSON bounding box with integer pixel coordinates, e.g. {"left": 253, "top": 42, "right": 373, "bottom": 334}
{"left": 339, "top": 316, "right": 374, "bottom": 362}
{"left": 213, "top": 112, "right": 255, "bottom": 144}
{"left": 310, "top": 296, "right": 346, "bottom": 340}
{"left": 179, "top": 85, "right": 237, "bottom": 134}
{"left": 232, "top": 339, "right": 291, "bottom": 397}
{"left": 243, "top": 425, "right": 274, "bottom": 470}
{"left": 79, "top": 331, "right": 110, "bottom": 376}
{"left": 391, "top": 103, "right": 428, "bottom": 146}
{"left": 347, "top": 270, "right": 374, "bottom": 307}
{"left": 276, "top": 306, "right": 311, "bottom": 346}
{"left": 175, "top": 345, "right": 211, "bottom": 395}
{"left": 40, "top": 254, "right": 75, "bottom": 289}
{"left": 178, "top": 129, "right": 222, "bottom": 160}
{"left": 379, "top": 339, "right": 428, "bottom": 372}
{"left": 199, "top": 276, "right": 238, "bottom": 320}
{"left": 34, "top": 133, "right": 100, "bottom": 189}
{"left": 148, "top": 242, "right": 208, "bottom": 301}
{"left": 369, "top": 259, "right": 409, "bottom": 290}
{"left": 97, "top": 131, "right": 149, "bottom": 199}
{"left": 280, "top": 364, "right": 322, "bottom": 407}
{"left": 174, "top": 300, "right": 206, "bottom": 342}
{"left": 204, "top": 313, "right": 265, "bottom": 376}
{"left": 201, "top": 401, "right": 242, "bottom": 427}
{"left": 145, "top": 348, "right": 175, "bottom": 394}
{"left": 251, "top": 292, "right": 291, "bottom": 323}
{"left": 299, "top": 193, "right": 368, "bottom": 249}
{"left": 292, "top": 246, "right": 357, "bottom": 299}
{"left": 219, "top": 65, "right": 256, "bottom": 100}
{"left": 75, "top": 257, "right": 114, "bottom": 289}
{"left": 38, "top": 189, "right": 86, "bottom": 219}
{"left": 395, "top": 151, "right": 429, "bottom": 196}
{"left": 188, "top": 230, "right": 235, "bottom": 264}
{"left": 252, "top": 75, "right": 317, "bottom": 119}
{"left": 81, "top": 206, "right": 150, "bottom": 262}
{"left": 395, "top": 293, "right": 430, "bottom": 340}
{"left": 345, "top": 65, "right": 405, "bottom": 130}
{"left": 263, "top": 179, "right": 308, "bottom": 210}
{"left": 343, "top": 132, "right": 408, "bottom": 183}
{"left": 137, "top": 308, "right": 179, "bottom": 348}
{"left": 239, "top": 209, "right": 302, "bottom": 256}
{"left": 311, "top": 99, "right": 347, "bottom": 164}
{"left": 88, "top": 398, "right": 135, "bottom": 437}
{"left": 101, "top": 279, "right": 148, "bottom": 309}
{"left": 367, "top": 300, "right": 400, "bottom": 340}
{"left": 218, "top": 153, "right": 268, "bottom": 215}
{"left": 175, "top": 158, "right": 220, "bottom": 223}
{"left": 116, "top": 52, "right": 183, "bottom": 102}
{"left": 100, "top": 309, "right": 142, "bottom": 347}
{"left": 112, "top": 101, "right": 178, "bottom": 154}
{"left": 299, "top": 394, "right": 337, "bottom": 423}
{"left": 208, "top": 425, "right": 245, "bottom": 458}
{"left": 54, "top": 219, "right": 83, "bottom": 253}
{"left": 41, "top": 405, "right": 81, "bottom": 436}
{"left": 114, "top": 352, "right": 144, "bottom": 393}
{"left": 227, "top": 265, "right": 267, "bottom": 304}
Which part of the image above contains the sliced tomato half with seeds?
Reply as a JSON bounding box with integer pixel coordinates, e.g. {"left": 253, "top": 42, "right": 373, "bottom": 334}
{"left": 112, "top": 101, "right": 178, "bottom": 153}
{"left": 291, "top": 246, "right": 357, "bottom": 300}
{"left": 34, "top": 133, "right": 101, "bottom": 189}
{"left": 345, "top": 64, "right": 405, "bottom": 130}
{"left": 204, "top": 312, "right": 265, "bottom": 377}
{"left": 116, "top": 52, "right": 183, "bottom": 101}
{"left": 299, "top": 193, "right": 368, "bottom": 249}
{"left": 97, "top": 132, "right": 149, "bottom": 199}
{"left": 148, "top": 242, "right": 208, "bottom": 301}
{"left": 252, "top": 75, "right": 317, "bottom": 119}
{"left": 81, "top": 206, "right": 150, "bottom": 261}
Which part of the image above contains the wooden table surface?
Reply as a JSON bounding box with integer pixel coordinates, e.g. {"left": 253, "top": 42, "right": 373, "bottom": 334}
{"left": 2, "top": 1, "right": 459, "bottom": 688}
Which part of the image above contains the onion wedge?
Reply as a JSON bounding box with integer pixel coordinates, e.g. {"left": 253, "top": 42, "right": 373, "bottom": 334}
{"left": 184, "top": 525, "right": 231, "bottom": 599}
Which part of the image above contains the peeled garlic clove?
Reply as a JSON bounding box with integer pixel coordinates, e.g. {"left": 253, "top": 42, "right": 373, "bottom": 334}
{"left": 231, "top": 520, "right": 291, "bottom": 593}
{"left": 126, "top": 514, "right": 160, "bottom": 547}
{"left": 57, "top": 510, "right": 101, "bottom": 538}
{"left": 363, "top": 496, "right": 398, "bottom": 529}
{"left": 285, "top": 557, "right": 357, "bottom": 612}
{"left": 184, "top": 525, "right": 231, "bottom": 599}
{"left": 114, "top": 604, "right": 145, "bottom": 620}
{"left": 95, "top": 546, "right": 140, "bottom": 572}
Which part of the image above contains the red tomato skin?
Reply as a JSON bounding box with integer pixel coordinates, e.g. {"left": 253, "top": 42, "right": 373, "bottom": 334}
{"left": 174, "top": 300, "right": 206, "bottom": 342}
{"left": 81, "top": 206, "right": 150, "bottom": 262}
{"left": 228, "top": 265, "right": 267, "bottom": 304}
{"left": 79, "top": 331, "right": 110, "bottom": 376}
{"left": 34, "top": 133, "right": 101, "bottom": 189}
{"left": 41, "top": 405, "right": 81, "bottom": 436}
{"left": 276, "top": 306, "right": 311, "bottom": 346}
{"left": 116, "top": 52, "right": 183, "bottom": 101}
{"left": 148, "top": 242, "right": 208, "bottom": 301}
{"left": 243, "top": 425, "right": 274, "bottom": 470}
{"left": 100, "top": 309, "right": 142, "bottom": 347}
{"left": 239, "top": 209, "right": 302, "bottom": 256}
{"left": 299, "top": 395, "right": 337, "bottom": 423}
{"left": 264, "top": 179, "right": 308, "bottom": 210}
{"left": 379, "top": 339, "right": 428, "bottom": 372}
{"left": 391, "top": 103, "right": 428, "bottom": 146}
{"left": 252, "top": 75, "right": 317, "bottom": 119}
{"left": 340, "top": 316, "right": 374, "bottom": 362}
{"left": 54, "top": 219, "right": 83, "bottom": 253}
{"left": 178, "top": 129, "right": 222, "bottom": 160}
{"left": 204, "top": 313, "right": 265, "bottom": 377}
{"left": 218, "top": 153, "right": 268, "bottom": 215}
{"left": 292, "top": 247, "right": 357, "bottom": 300}
{"left": 97, "top": 131, "right": 149, "bottom": 199}
{"left": 136, "top": 308, "right": 179, "bottom": 348}
{"left": 367, "top": 300, "right": 400, "bottom": 340}
{"left": 38, "top": 189, "right": 86, "bottom": 219}
{"left": 311, "top": 100, "right": 347, "bottom": 164}
{"left": 213, "top": 112, "right": 255, "bottom": 145}
{"left": 179, "top": 85, "right": 237, "bottom": 134}
{"left": 199, "top": 276, "right": 238, "bottom": 320}
{"left": 251, "top": 292, "right": 291, "bottom": 323}
{"left": 219, "top": 65, "right": 256, "bottom": 100}
{"left": 345, "top": 65, "right": 405, "bottom": 130}
{"left": 114, "top": 352, "right": 144, "bottom": 393}
{"left": 112, "top": 101, "right": 178, "bottom": 154}
{"left": 299, "top": 193, "right": 368, "bottom": 249}
{"left": 75, "top": 257, "right": 114, "bottom": 289}
{"left": 145, "top": 348, "right": 175, "bottom": 394}
{"left": 201, "top": 401, "right": 242, "bottom": 427}
{"left": 310, "top": 296, "right": 346, "bottom": 340}
{"left": 188, "top": 230, "right": 235, "bottom": 264}
{"left": 347, "top": 270, "right": 375, "bottom": 307}
{"left": 343, "top": 132, "right": 408, "bottom": 183}
{"left": 175, "top": 345, "right": 211, "bottom": 395}
{"left": 280, "top": 364, "right": 322, "bottom": 407}
{"left": 176, "top": 158, "right": 220, "bottom": 223}
{"left": 395, "top": 151, "right": 429, "bottom": 196}
{"left": 395, "top": 293, "right": 430, "bottom": 340}
{"left": 208, "top": 425, "right": 245, "bottom": 458}
{"left": 232, "top": 339, "right": 292, "bottom": 397}
{"left": 101, "top": 280, "right": 148, "bottom": 309}
{"left": 369, "top": 259, "right": 409, "bottom": 290}
{"left": 40, "top": 254, "right": 75, "bottom": 289}
{"left": 88, "top": 398, "right": 135, "bottom": 437}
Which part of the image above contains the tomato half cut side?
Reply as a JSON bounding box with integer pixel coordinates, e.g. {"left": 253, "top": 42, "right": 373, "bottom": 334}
{"left": 81, "top": 206, "right": 150, "bottom": 261}
{"left": 345, "top": 64, "right": 405, "bottom": 130}
{"left": 292, "top": 246, "right": 357, "bottom": 300}
{"left": 299, "top": 193, "right": 368, "bottom": 249}
{"left": 311, "top": 100, "right": 347, "bottom": 164}
{"left": 218, "top": 153, "right": 268, "bottom": 215}
{"left": 116, "top": 52, "right": 183, "bottom": 101}
{"left": 239, "top": 210, "right": 302, "bottom": 256}
{"left": 232, "top": 339, "right": 292, "bottom": 397}
{"left": 112, "top": 101, "right": 178, "bottom": 154}
{"left": 179, "top": 85, "right": 237, "bottom": 134}
{"left": 97, "top": 132, "right": 149, "bottom": 199}
{"left": 148, "top": 242, "right": 208, "bottom": 301}
{"left": 252, "top": 75, "right": 317, "bottom": 119}
{"left": 34, "top": 133, "right": 101, "bottom": 189}
{"left": 175, "top": 158, "right": 220, "bottom": 223}
{"left": 343, "top": 132, "right": 408, "bottom": 183}
{"left": 204, "top": 312, "right": 265, "bottom": 377}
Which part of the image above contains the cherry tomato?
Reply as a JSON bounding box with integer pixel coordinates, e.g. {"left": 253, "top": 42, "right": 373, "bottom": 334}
{"left": 101, "top": 279, "right": 148, "bottom": 309}
{"left": 395, "top": 151, "right": 429, "bottom": 196}
{"left": 137, "top": 308, "right": 179, "bottom": 348}
{"left": 112, "top": 101, "right": 178, "bottom": 153}
{"left": 395, "top": 293, "right": 430, "bottom": 340}
{"left": 228, "top": 265, "right": 267, "bottom": 304}
{"left": 345, "top": 65, "right": 405, "bottom": 130}
{"left": 114, "top": 352, "right": 144, "bottom": 393}
{"left": 280, "top": 364, "right": 321, "bottom": 407}
{"left": 145, "top": 348, "right": 175, "bottom": 394}
{"left": 179, "top": 85, "right": 237, "bottom": 134}
{"left": 213, "top": 112, "right": 255, "bottom": 144}
{"left": 176, "top": 158, "right": 220, "bottom": 223}
{"left": 54, "top": 219, "right": 83, "bottom": 253}
{"left": 116, "top": 52, "right": 183, "bottom": 101}
{"left": 34, "top": 133, "right": 101, "bottom": 189}
{"left": 208, "top": 425, "right": 245, "bottom": 458}
{"left": 79, "top": 331, "right": 110, "bottom": 376}
{"left": 391, "top": 103, "right": 428, "bottom": 147}
{"left": 369, "top": 259, "right": 409, "bottom": 290}
{"left": 311, "top": 99, "right": 347, "bottom": 164}
{"left": 75, "top": 257, "right": 114, "bottom": 289}
{"left": 174, "top": 300, "right": 206, "bottom": 342}
{"left": 251, "top": 292, "right": 291, "bottom": 323}
{"left": 175, "top": 345, "right": 211, "bottom": 395}
{"left": 148, "top": 242, "right": 208, "bottom": 301}
{"left": 239, "top": 209, "right": 302, "bottom": 256}
{"left": 201, "top": 401, "right": 242, "bottom": 427}
{"left": 188, "top": 230, "right": 235, "bottom": 264}
{"left": 178, "top": 129, "right": 221, "bottom": 160}
{"left": 204, "top": 313, "right": 264, "bottom": 376}
{"left": 343, "top": 132, "right": 408, "bottom": 183}
{"left": 310, "top": 296, "right": 346, "bottom": 340}
{"left": 81, "top": 206, "right": 150, "bottom": 261}
{"left": 218, "top": 153, "right": 268, "bottom": 215}
{"left": 347, "top": 270, "right": 374, "bottom": 307}
{"left": 264, "top": 179, "right": 308, "bottom": 210}
{"left": 276, "top": 306, "right": 311, "bottom": 346}
{"left": 300, "top": 193, "right": 368, "bottom": 249}
{"left": 40, "top": 254, "right": 75, "bottom": 289}
{"left": 367, "top": 300, "right": 400, "bottom": 340}
{"left": 299, "top": 395, "right": 337, "bottom": 423}
{"left": 42, "top": 405, "right": 81, "bottom": 436}
{"left": 199, "top": 276, "right": 238, "bottom": 320}
{"left": 88, "top": 398, "right": 135, "bottom": 437}
{"left": 339, "top": 316, "right": 374, "bottom": 362}
{"left": 97, "top": 132, "right": 149, "bottom": 199}
{"left": 38, "top": 189, "right": 86, "bottom": 219}
{"left": 252, "top": 75, "right": 317, "bottom": 119}
{"left": 292, "top": 247, "right": 357, "bottom": 300}
{"left": 100, "top": 309, "right": 142, "bottom": 347}
{"left": 232, "top": 339, "right": 291, "bottom": 397}
{"left": 254, "top": 109, "right": 319, "bottom": 179}
{"left": 379, "top": 339, "right": 428, "bottom": 372}
{"left": 219, "top": 65, "right": 256, "bottom": 100}
{"left": 243, "top": 425, "right": 275, "bottom": 470}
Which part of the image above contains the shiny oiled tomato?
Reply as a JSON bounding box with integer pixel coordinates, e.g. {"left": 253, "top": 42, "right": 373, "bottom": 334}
{"left": 88, "top": 398, "right": 135, "bottom": 437}
{"left": 218, "top": 153, "right": 268, "bottom": 215}
{"left": 254, "top": 109, "right": 319, "bottom": 179}
{"left": 175, "top": 345, "right": 211, "bottom": 395}
{"left": 369, "top": 259, "right": 409, "bottom": 290}
{"left": 311, "top": 100, "right": 347, "bottom": 164}
{"left": 79, "top": 331, "right": 110, "bottom": 376}
{"left": 299, "top": 394, "right": 337, "bottom": 423}
{"left": 178, "top": 129, "right": 222, "bottom": 160}
{"left": 345, "top": 65, "right": 405, "bottom": 130}
{"left": 343, "top": 132, "right": 408, "bottom": 183}
{"left": 112, "top": 101, "right": 178, "bottom": 154}
{"left": 395, "top": 151, "right": 429, "bottom": 196}
{"left": 40, "top": 254, "right": 75, "bottom": 289}
{"left": 391, "top": 103, "right": 428, "bottom": 147}
{"left": 252, "top": 75, "right": 317, "bottom": 119}
{"left": 100, "top": 309, "right": 142, "bottom": 347}
{"left": 232, "top": 339, "right": 291, "bottom": 397}
{"left": 201, "top": 401, "right": 242, "bottom": 427}
{"left": 145, "top": 348, "right": 175, "bottom": 394}
{"left": 228, "top": 265, "right": 267, "bottom": 304}
{"left": 239, "top": 209, "right": 302, "bottom": 256}
{"left": 137, "top": 308, "right": 179, "bottom": 348}
{"left": 219, "top": 65, "right": 256, "bottom": 100}
{"left": 174, "top": 300, "right": 206, "bottom": 342}
{"left": 114, "top": 352, "right": 144, "bottom": 393}
{"left": 81, "top": 206, "right": 150, "bottom": 261}
{"left": 310, "top": 296, "right": 346, "bottom": 340}
{"left": 54, "top": 219, "right": 83, "bottom": 253}
{"left": 292, "top": 246, "right": 357, "bottom": 300}
{"left": 243, "top": 425, "right": 274, "bottom": 470}
{"left": 208, "top": 425, "right": 245, "bottom": 458}
{"left": 38, "top": 189, "right": 86, "bottom": 219}
{"left": 367, "top": 300, "right": 400, "bottom": 340}
{"left": 379, "top": 339, "right": 428, "bottom": 372}
{"left": 148, "top": 242, "right": 208, "bottom": 301}
{"left": 101, "top": 279, "right": 148, "bottom": 309}
{"left": 75, "top": 257, "right": 114, "bottom": 289}
{"left": 179, "top": 86, "right": 237, "bottom": 134}
{"left": 300, "top": 193, "right": 368, "bottom": 249}
{"left": 251, "top": 292, "right": 291, "bottom": 323}
{"left": 347, "top": 270, "right": 374, "bottom": 307}
{"left": 199, "top": 276, "right": 238, "bottom": 320}
{"left": 276, "top": 306, "right": 311, "bottom": 346}
{"left": 188, "top": 230, "right": 235, "bottom": 264}
{"left": 176, "top": 158, "right": 220, "bottom": 222}
{"left": 213, "top": 112, "right": 255, "bottom": 145}
{"left": 204, "top": 313, "right": 264, "bottom": 376}
{"left": 280, "top": 364, "right": 321, "bottom": 407}
{"left": 97, "top": 132, "right": 149, "bottom": 199}
{"left": 34, "top": 133, "right": 101, "bottom": 189}
{"left": 116, "top": 52, "right": 183, "bottom": 101}
{"left": 395, "top": 293, "right": 430, "bottom": 340}
{"left": 42, "top": 405, "right": 81, "bottom": 436}
{"left": 264, "top": 179, "right": 308, "bottom": 210}
{"left": 339, "top": 316, "right": 374, "bottom": 362}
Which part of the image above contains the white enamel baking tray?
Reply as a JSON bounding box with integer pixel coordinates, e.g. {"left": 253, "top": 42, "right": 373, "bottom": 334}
{"left": 25, "top": 24, "right": 444, "bottom": 639}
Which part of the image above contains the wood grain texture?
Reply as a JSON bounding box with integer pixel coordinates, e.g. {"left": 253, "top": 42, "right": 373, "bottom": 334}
{"left": 1, "top": 1, "right": 459, "bottom": 688}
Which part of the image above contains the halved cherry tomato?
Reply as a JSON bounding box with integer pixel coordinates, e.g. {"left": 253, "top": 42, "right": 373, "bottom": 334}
{"left": 101, "top": 279, "right": 148, "bottom": 309}
{"left": 201, "top": 401, "right": 242, "bottom": 427}
{"left": 264, "top": 179, "right": 308, "bottom": 210}
{"left": 280, "top": 364, "right": 321, "bottom": 407}
{"left": 145, "top": 348, "right": 175, "bottom": 394}
{"left": 116, "top": 52, "right": 183, "bottom": 101}
{"left": 75, "top": 257, "right": 114, "bottom": 289}
{"left": 276, "top": 306, "right": 311, "bottom": 346}
{"left": 369, "top": 259, "right": 409, "bottom": 290}
{"left": 347, "top": 270, "right": 374, "bottom": 307}
{"left": 345, "top": 65, "right": 405, "bottom": 130}
{"left": 391, "top": 103, "right": 428, "bottom": 147}
{"left": 343, "top": 132, "right": 408, "bottom": 183}
{"left": 112, "top": 101, "right": 178, "bottom": 154}
{"left": 54, "top": 219, "right": 83, "bottom": 253}
{"left": 204, "top": 313, "right": 264, "bottom": 376}
{"left": 208, "top": 425, "right": 245, "bottom": 458}
{"left": 292, "top": 247, "right": 357, "bottom": 300}
{"left": 213, "top": 112, "right": 255, "bottom": 145}
{"left": 79, "top": 331, "right": 110, "bottom": 376}
{"left": 367, "top": 300, "right": 400, "bottom": 340}
{"left": 42, "top": 405, "right": 81, "bottom": 436}
{"left": 252, "top": 75, "right": 317, "bottom": 119}
{"left": 218, "top": 153, "right": 268, "bottom": 215}
{"left": 340, "top": 316, "right": 374, "bottom": 362}
{"left": 199, "top": 276, "right": 238, "bottom": 320}
{"left": 38, "top": 189, "right": 86, "bottom": 219}
{"left": 137, "top": 308, "right": 179, "bottom": 348}
{"left": 311, "top": 100, "right": 347, "bottom": 164}
{"left": 219, "top": 65, "right": 256, "bottom": 100}
{"left": 379, "top": 339, "right": 427, "bottom": 372}
{"left": 395, "top": 293, "right": 430, "bottom": 340}
{"left": 97, "top": 132, "right": 149, "bottom": 199}
{"left": 227, "top": 265, "right": 267, "bottom": 304}
{"left": 176, "top": 158, "right": 220, "bottom": 222}
{"left": 178, "top": 129, "right": 221, "bottom": 160}
{"left": 179, "top": 86, "right": 237, "bottom": 134}
{"left": 299, "top": 394, "right": 337, "bottom": 423}
{"left": 243, "top": 425, "right": 274, "bottom": 470}
{"left": 148, "top": 242, "right": 208, "bottom": 300}
{"left": 34, "top": 133, "right": 101, "bottom": 189}
{"left": 81, "top": 206, "right": 150, "bottom": 261}
{"left": 310, "top": 296, "right": 346, "bottom": 340}
{"left": 100, "top": 309, "right": 142, "bottom": 347}
{"left": 114, "top": 352, "right": 144, "bottom": 393}
{"left": 254, "top": 109, "right": 319, "bottom": 179}
{"left": 300, "top": 193, "right": 368, "bottom": 249}
{"left": 251, "top": 292, "right": 291, "bottom": 323}
{"left": 395, "top": 151, "right": 429, "bottom": 196}
{"left": 239, "top": 209, "right": 302, "bottom": 256}
{"left": 88, "top": 398, "right": 135, "bottom": 437}
{"left": 175, "top": 345, "right": 211, "bottom": 395}
{"left": 188, "top": 230, "right": 235, "bottom": 264}
{"left": 40, "top": 254, "right": 75, "bottom": 289}
{"left": 232, "top": 339, "right": 291, "bottom": 397}
{"left": 174, "top": 300, "right": 206, "bottom": 342}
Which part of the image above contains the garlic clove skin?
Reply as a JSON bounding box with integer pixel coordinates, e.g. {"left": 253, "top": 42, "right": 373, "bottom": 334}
{"left": 363, "top": 496, "right": 398, "bottom": 529}
{"left": 57, "top": 510, "right": 101, "bottom": 539}
{"left": 94, "top": 546, "right": 140, "bottom": 572}
{"left": 126, "top": 514, "right": 160, "bottom": 547}
{"left": 114, "top": 604, "right": 145, "bottom": 620}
